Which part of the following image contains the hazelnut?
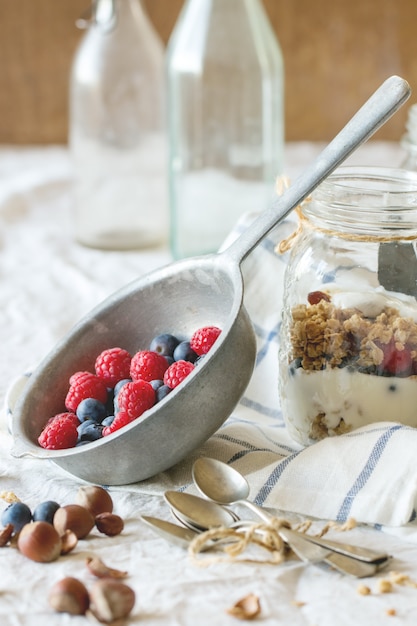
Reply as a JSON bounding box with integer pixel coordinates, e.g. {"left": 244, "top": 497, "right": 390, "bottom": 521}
{"left": 17, "top": 521, "right": 62, "bottom": 563}
{"left": 89, "top": 579, "right": 135, "bottom": 623}
{"left": 76, "top": 486, "right": 113, "bottom": 517}
{"left": 53, "top": 504, "right": 95, "bottom": 539}
{"left": 95, "top": 512, "right": 124, "bottom": 537}
{"left": 49, "top": 577, "right": 90, "bottom": 615}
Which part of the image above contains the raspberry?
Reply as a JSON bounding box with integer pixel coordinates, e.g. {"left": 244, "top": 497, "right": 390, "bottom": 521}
{"left": 377, "top": 339, "right": 413, "bottom": 376}
{"left": 130, "top": 350, "right": 169, "bottom": 382}
{"left": 38, "top": 413, "right": 79, "bottom": 450}
{"left": 102, "top": 410, "right": 132, "bottom": 436}
{"left": 69, "top": 370, "right": 91, "bottom": 386}
{"left": 116, "top": 380, "right": 156, "bottom": 419}
{"left": 65, "top": 372, "right": 108, "bottom": 412}
{"left": 95, "top": 347, "right": 132, "bottom": 387}
{"left": 163, "top": 360, "right": 195, "bottom": 389}
{"left": 307, "top": 291, "right": 330, "bottom": 305}
{"left": 44, "top": 411, "right": 80, "bottom": 429}
{"left": 190, "top": 326, "right": 221, "bottom": 356}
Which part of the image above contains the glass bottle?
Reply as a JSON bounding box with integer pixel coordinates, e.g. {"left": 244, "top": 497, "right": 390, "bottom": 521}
{"left": 278, "top": 166, "right": 417, "bottom": 446}
{"left": 400, "top": 103, "right": 417, "bottom": 170}
{"left": 69, "top": 0, "right": 167, "bottom": 250}
{"left": 166, "top": 0, "right": 284, "bottom": 259}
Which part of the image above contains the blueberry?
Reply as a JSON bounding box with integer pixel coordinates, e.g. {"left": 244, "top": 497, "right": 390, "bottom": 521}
{"left": 150, "top": 379, "right": 164, "bottom": 391}
{"left": 114, "top": 379, "right": 131, "bottom": 397}
{"left": 78, "top": 422, "right": 103, "bottom": 442}
{"left": 1, "top": 502, "right": 32, "bottom": 533}
{"left": 113, "top": 379, "right": 132, "bottom": 414}
{"left": 173, "top": 341, "right": 197, "bottom": 363}
{"left": 77, "top": 419, "right": 96, "bottom": 436}
{"left": 33, "top": 501, "right": 60, "bottom": 524}
{"left": 289, "top": 358, "right": 302, "bottom": 376}
{"left": 157, "top": 385, "right": 172, "bottom": 402}
{"left": 76, "top": 398, "right": 107, "bottom": 423}
{"left": 164, "top": 356, "right": 175, "bottom": 366}
{"left": 102, "top": 415, "right": 115, "bottom": 427}
{"left": 150, "top": 333, "right": 180, "bottom": 357}
{"left": 105, "top": 388, "right": 115, "bottom": 413}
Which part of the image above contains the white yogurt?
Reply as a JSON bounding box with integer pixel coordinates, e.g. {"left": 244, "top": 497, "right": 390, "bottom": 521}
{"left": 331, "top": 288, "right": 417, "bottom": 321}
{"left": 281, "top": 367, "right": 417, "bottom": 446}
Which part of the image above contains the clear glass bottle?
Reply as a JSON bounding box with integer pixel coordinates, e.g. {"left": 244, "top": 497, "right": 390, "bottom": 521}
{"left": 166, "top": 0, "right": 284, "bottom": 259}
{"left": 69, "top": 0, "right": 167, "bottom": 250}
{"left": 278, "top": 166, "right": 417, "bottom": 446}
{"left": 401, "top": 103, "right": 417, "bottom": 170}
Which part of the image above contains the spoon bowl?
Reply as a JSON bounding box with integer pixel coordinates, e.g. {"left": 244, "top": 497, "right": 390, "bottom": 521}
{"left": 164, "top": 490, "right": 237, "bottom": 530}
{"left": 10, "top": 76, "right": 410, "bottom": 485}
{"left": 192, "top": 456, "right": 271, "bottom": 522}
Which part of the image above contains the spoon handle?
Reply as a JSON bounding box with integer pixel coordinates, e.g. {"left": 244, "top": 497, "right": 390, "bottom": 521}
{"left": 236, "top": 499, "right": 273, "bottom": 523}
{"left": 224, "top": 75, "right": 411, "bottom": 266}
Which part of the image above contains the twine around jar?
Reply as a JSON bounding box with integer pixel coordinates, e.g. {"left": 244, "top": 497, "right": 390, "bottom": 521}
{"left": 275, "top": 176, "right": 417, "bottom": 255}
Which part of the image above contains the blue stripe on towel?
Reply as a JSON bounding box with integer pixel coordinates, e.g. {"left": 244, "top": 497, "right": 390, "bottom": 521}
{"left": 215, "top": 433, "right": 268, "bottom": 452}
{"left": 239, "top": 395, "right": 282, "bottom": 420}
{"left": 336, "top": 424, "right": 403, "bottom": 522}
{"left": 254, "top": 451, "right": 301, "bottom": 506}
{"left": 216, "top": 431, "right": 296, "bottom": 457}
{"left": 254, "top": 322, "right": 280, "bottom": 367}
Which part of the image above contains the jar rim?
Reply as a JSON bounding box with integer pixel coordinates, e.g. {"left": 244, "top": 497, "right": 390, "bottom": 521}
{"left": 304, "top": 165, "right": 417, "bottom": 237}
{"left": 317, "top": 165, "right": 417, "bottom": 197}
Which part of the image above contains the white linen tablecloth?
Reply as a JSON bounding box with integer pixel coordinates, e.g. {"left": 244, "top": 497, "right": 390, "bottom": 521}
{"left": 4, "top": 142, "right": 417, "bottom": 626}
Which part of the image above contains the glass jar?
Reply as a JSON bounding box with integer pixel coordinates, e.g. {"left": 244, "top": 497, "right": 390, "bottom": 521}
{"left": 278, "top": 166, "right": 417, "bottom": 446}
{"left": 69, "top": 0, "right": 167, "bottom": 250}
{"left": 166, "top": 0, "right": 284, "bottom": 259}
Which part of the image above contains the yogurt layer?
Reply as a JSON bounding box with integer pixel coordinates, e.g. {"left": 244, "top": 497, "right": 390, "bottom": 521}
{"left": 281, "top": 366, "right": 417, "bottom": 446}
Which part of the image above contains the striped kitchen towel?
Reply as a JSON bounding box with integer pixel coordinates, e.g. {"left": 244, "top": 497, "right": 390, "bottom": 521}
{"left": 197, "top": 420, "right": 417, "bottom": 528}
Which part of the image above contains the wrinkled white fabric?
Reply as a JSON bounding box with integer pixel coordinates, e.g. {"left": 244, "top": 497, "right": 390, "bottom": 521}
{"left": 4, "top": 143, "right": 417, "bottom": 626}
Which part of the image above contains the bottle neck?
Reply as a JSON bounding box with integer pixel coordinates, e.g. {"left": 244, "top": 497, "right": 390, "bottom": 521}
{"left": 170, "top": 0, "right": 275, "bottom": 49}
{"left": 92, "top": 0, "right": 146, "bottom": 32}
{"left": 404, "top": 103, "right": 417, "bottom": 143}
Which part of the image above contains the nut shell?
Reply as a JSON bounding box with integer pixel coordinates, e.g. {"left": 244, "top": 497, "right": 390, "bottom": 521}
{"left": 60, "top": 529, "right": 78, "bottom": 554}
{"left": 53, "top": 504, "right": 95, "bottom": 539}
{"left": 49, "top": 577, "right": 90, "bottom": 615}
{"left": 226, "top": 593, "right": 261, "bottom": 620}
{"left": 17, "top": 521, "right": 62, "bottom": 562}
{"left": 76, "top": 486, "right": 113, "bottom": 517}
{"left": 0, "top": 523, "right": 13, "bottom": 547}
{"left": 89, "top": 579, "right": 135, "bottom": 623}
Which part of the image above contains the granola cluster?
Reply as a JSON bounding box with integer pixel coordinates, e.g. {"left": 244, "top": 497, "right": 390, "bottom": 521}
{"left": 309, "top": 413, "right": 352, "bottom": 440}
{"left": 289, "top": 294, "right": 417, "bottom": 375}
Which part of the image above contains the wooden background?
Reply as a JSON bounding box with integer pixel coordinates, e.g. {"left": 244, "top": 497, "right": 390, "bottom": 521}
{"left": 1, "top": 0, "right": 417, "bottom": 144}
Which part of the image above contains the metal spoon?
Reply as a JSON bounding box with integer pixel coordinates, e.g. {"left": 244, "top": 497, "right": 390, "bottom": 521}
{"left": 11, "top": 77, "right": 411, "bottom": 486}
{"left": 278, "top": 528, "right": 389, "bottom": 578}
{"left": 192, "top": 457, "right": 391, "bottom": 564}
{"left": 192, "top": 457, "right": 274, "bottom": 523}
{"left": 164, "top": 490, "right": 238, "bottom": 530}
{"left": 141, "top": 515, "right": 198, "bottom": 548}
